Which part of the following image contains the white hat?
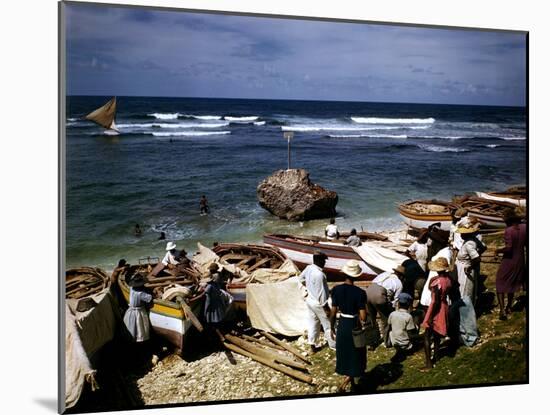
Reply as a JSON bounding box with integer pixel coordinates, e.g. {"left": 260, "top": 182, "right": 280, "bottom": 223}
{"left": 341, "top": 260, "right": 363, "bottom": 278}
{"left": 166, "top": 241, "right": 177, "bottom": 251}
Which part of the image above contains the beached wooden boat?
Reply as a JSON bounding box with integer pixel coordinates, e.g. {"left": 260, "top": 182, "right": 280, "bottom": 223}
{"left": 66, "top": 267, "right": 110, "bottom": 299}
{"left": 263, "top": 234, "right": 383, "bottom": 281}
{"left": 212, "top": 243, "right": 290, "bottom": 308}
{"left": 456, "top": 196, "right": 518, "bottom": 228}
{"left": 398, "top": 199, "right": 457, "bottom": 231}
{"left": 117, "top": 260, "right": 204, "bottom": 353}
{"left": 475, "top": 186, "right": 526, "bottom": 207}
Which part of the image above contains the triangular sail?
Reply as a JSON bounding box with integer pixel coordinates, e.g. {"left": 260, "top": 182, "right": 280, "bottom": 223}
{"left": 85, "top": 97, "right": 118, "bottom": 131}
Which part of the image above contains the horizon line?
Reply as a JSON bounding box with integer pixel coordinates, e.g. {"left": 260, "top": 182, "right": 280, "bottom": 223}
{"left": 66, "top": 94, "right": 526, "bottom": 109}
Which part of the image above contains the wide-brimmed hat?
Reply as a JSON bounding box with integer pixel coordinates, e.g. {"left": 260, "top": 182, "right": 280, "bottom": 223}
{"left": 128, "top": 273, "right": 147, "bottom": 288}
{"left": 341, "top": 260, "right": 362, "bottom": 278}
{"left": 457, "top": 222, "right": 480, "bottom": 234}
{"left": 428, "top": 257, "right": 450, "bottom": 272}
{"left": 393, "top": 265, "right": 406, "bottom": 275}
{"left": 166, "top": 241, "right": 177, "bottom": 251}
{"left": 453, "top": 208, "right": 468, "bottom": 219}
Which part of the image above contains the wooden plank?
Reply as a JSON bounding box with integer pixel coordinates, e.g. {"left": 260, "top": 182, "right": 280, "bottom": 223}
{"left": 178, "top": 296, "right": 203, "bottom": 332}
{"left": 235, "top": 256, "right": 256, "bottom": 268}
{"left": 224, "top": 334, "right": 309, "bottom": 371}
{"left": 262, "top": 331, "right": 311, "bottom": 365}
{"left": 221, "top": 341, "right": 314, "bottom": 384}
{"left": 241, "top": 334, "right": 286, "bottom": 351}
{"left": 245, "top": 257, "right": 272, "bottom": 273}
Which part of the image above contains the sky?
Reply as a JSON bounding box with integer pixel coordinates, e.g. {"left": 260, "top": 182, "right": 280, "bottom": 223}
{"left": 65, "top": 3, "right": 527, "bottom": 106}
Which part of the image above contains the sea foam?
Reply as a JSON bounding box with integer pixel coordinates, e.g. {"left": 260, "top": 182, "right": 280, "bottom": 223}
{"left": 152, "top": 131, "right": 231, "bottom": 137}
{"left": 351, "top": 117, "right": 435, "bottom": 124}
{"left": 148, "top": 113, "right": 180, "bottom": 120}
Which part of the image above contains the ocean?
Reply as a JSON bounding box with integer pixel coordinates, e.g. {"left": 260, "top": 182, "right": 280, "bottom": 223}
{"left": 65, "top": 96, "right": 526, "bottom": 270}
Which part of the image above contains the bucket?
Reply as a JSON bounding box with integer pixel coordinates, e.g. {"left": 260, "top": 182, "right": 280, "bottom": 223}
{"left": 352, "top": 323, "right": 379, "bottom": 348}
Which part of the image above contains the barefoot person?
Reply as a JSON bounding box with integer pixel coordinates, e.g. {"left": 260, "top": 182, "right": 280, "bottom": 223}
{"left": 495, "top": 209, "right": 527, "bottom": 320}
{"left": 422, "top": 257, "right": 454, "bottom": 369}
{"left": 330, "top": 260, "right": 367, "bottom": 392}
{"left": 299, "top": 251, "right": 336, "bottom": 352}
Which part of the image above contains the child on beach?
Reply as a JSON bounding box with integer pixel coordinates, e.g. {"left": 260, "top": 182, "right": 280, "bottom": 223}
{"left": 386, "top": 292, "right": 417, "bottom": 362}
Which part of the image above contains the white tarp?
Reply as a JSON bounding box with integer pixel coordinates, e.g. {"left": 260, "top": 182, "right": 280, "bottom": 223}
{"left": 65, "top": 289, "right": 119, "bottom": 409}
{"left": 352, "top": 242, "right": 407, "bottom": 273}
{"left": 246, "top": 276, "right": 309, "bottom": 336}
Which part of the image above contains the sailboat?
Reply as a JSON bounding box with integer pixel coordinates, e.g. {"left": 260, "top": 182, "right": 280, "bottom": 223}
{"left": 85, "top": 97, "right": 119, "bottom": 134}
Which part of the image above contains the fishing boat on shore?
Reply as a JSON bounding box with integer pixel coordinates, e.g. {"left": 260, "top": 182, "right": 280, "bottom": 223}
{"left": 398, "top": 199, "right": 457, "bottom": 231}
{"left": 456, "top": 196, "right": 518, "bottom": 228}
{"left": 263, "top": 234, "right": 406, "bottom": 282}
{"left": 475, "top": 186, "right": 526, "bottom": 207}
{"left": 117, "top": 259, "right": 204, "bottom": 353}
{"left": 66, "top": 267, "right": 110, "bottom": 300}
{"left": 212, "top": 243, "right": 298, "bottom": 308}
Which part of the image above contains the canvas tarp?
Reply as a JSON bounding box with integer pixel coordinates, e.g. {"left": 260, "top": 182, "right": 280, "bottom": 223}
{"left": 246, "top": 276, "right": 309, "bottom": 336}
{"left": 65, "top": 289, "right": 119, "bottom": 409}
{"left": 192, "top": 243, "right": 299, "bottom": 284}
{"left": 352, "top": 242, "right": 408, "bottom": 273}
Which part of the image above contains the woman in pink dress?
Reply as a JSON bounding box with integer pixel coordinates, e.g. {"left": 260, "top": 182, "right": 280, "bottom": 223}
{"left": 496, "top": 209, "right": 527, "bottom": 320}
{"left": 421, "top": 257, "right": 456, "bottom": 369}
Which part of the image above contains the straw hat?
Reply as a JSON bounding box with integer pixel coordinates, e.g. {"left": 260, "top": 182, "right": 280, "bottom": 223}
{"left": 393, "top": 265, "right": 406, "bottom": 275}
{"left": 453, "top": 208, "right": 468, "bottom": 219}
{"left": 166, "top": 241, "right": 177, "bottom": 251}
{"left": 457, "top": 222, "right": 480, "bottom": 234}
{"left": 428, "top": 257, "right": 450, "bottom": 272}
{"left": 341, "top": 260, "right": 362, "bottom": 278}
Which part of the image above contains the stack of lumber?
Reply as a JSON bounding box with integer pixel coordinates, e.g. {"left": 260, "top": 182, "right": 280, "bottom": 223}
{"left": 217, "top": 330, "right": 314, "bottom": 384}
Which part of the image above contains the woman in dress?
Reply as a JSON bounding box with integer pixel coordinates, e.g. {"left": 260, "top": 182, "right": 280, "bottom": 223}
{"left": 422, "top": 257, "right": 455, "bottom": 369}
{"left": 123, "top": 273, "right": 153, "bottom": 343}
{"left": 329, "top": 260, "right": 367, "bottom": 391}
{"left": 496, "top": 209, "right": 527, "bottom": 320}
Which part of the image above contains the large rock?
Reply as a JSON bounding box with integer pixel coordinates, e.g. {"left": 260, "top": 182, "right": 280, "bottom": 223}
{"left": 257, "top": 169, "right": 338, "bottom": 221}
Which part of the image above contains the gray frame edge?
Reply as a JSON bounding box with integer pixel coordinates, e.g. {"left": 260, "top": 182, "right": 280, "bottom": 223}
{"left": 58, "top": 1, "right": 67, "bottom": 413}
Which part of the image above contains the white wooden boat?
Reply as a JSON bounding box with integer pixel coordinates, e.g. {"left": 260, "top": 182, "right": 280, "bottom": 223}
{"left": 475, "top": 186, "right": 526, "bottom": 207}
{"left": 117, "top": 260, "right": 203, "bottom": 354}
{"left": 398, "top": 199, "right": 456, "bottom": 231}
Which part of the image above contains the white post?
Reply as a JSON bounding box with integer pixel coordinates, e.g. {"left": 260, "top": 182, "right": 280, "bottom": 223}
{"left": 283, "top": 131, "right": 294, "bottom": 170}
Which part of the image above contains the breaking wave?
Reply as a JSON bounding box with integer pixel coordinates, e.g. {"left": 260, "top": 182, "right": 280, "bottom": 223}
{"left": 147, "top": 113, "right": 180, "bottom": 120}
{"left": 151, "top": 131, "right": 231, "bottom": 137}
{"left": 327, "top": 134, "right": 408, "bottom": 139}
{"left": 417, "top": 144, "right": 469, "bottom": 153}
{"left": 351, "top": 117, "right": 435, "bottom": 124}
{"left": 224, "top": 116, "right": 259, "bottom": 122}
{"left": 117, "top": 122, "right": 229, "bottom": 129}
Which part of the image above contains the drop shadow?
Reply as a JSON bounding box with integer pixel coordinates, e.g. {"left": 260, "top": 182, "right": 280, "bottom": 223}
{"left": 33, "top": 398, "right": 57, "bottom": 413}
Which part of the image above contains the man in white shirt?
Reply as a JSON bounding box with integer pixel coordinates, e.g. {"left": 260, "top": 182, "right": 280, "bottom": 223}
{"left": 325, "top": 218, "right": 339, "bottom": 240}
{"left": 299, "top": 251, "right": 336, "bottom": 352}
{"left": 162, "top": 241, "right": 180, "bottom": 268}
{"left": 366, "top": 265, "right": 405, "bottom": 346}
{"left": 407, "top": 230, "right": 431, "bottom": 273}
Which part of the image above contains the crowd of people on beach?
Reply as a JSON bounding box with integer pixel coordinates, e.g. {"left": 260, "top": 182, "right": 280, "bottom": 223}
{"left": 119, "top": 203, "right": 526, "bottom": 393}
{"left": 301, "top": 208, "right": 526, "bottom": 390}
